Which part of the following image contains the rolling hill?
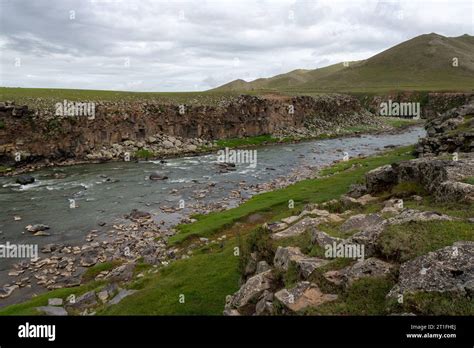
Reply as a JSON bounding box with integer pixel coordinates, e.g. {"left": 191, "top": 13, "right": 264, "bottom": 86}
{"left": 213, "top": 33, "right": 474, "bottom": 93}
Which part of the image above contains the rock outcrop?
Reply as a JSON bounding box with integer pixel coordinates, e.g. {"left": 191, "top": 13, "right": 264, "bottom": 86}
{"left": 0, "top": 95, "right": 378, "bottom": 167}
{"left": 388, "top": 241, "right": 474, "bottom": 298}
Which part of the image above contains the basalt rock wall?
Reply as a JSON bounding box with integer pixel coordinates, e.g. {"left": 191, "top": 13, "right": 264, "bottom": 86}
{"left": 0, "top": 95, "right": 369, "bottom": 163}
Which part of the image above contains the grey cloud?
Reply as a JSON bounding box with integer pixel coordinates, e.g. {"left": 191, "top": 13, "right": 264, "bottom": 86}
{"left": 0, "top": 0, "right": 472, "bottom": 91}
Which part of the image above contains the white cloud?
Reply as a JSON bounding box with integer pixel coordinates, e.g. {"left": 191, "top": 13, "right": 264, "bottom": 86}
{"left": 0, "top": 0, "right": 472, "bottom": 91}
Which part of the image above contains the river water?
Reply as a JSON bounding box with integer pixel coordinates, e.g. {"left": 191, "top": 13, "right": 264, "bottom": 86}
{"left": 0, "top": 127, "right": 425, "bottom": 285}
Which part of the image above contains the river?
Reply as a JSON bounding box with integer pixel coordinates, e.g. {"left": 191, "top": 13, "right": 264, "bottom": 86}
{"left": 0, "top": 126, "right": 425, "bottom": 299}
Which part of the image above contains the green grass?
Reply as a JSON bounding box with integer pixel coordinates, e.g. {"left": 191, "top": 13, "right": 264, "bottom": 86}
{"left": 379, "top": 220, "right": 474, "bottom": 262}
{"left": 134, "top": 149, "right": 154, "bottom": 160}
{"left": 171, "top": 146, "right": 414, "bottom": 245}
{"left": 0, "top": 120, "right": 5, "bottom": 129}
{"left": 0, "top": 281, "right": 103, "bottom": 315}
{"left": 100, "top": 240, "right": 240, "bottom": 315}
{"left": 463, "top": 176, "right": 474, "bottom": 185}
{"left": 81, "top": 260, "right": 123, "bottom": 282}
{"left": 383, "top": 117, "right": 423, "bottom": 129}
{"left": 0, "top": 165, "right": 12, "bottom": 173}
{"left": 388, "top": 291, "right": 474, "bottom": 315}
{"left": 216, "top": 134, "right": 280, "bottom": 148}
{"left": 304, "top": 277, "right": 396, "bottom": 315}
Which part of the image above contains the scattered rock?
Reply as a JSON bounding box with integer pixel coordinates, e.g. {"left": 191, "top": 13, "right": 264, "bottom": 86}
{"left": 272, "top": 217, "right": 326, "bottom": 240}
{"left": 311, "top": 229, "right": 344, "bottom": 247}
{"left": 68, "top": 290, "right": 97, "bottom": 310}
{"left": 387, "top": 209, "right": 454, "bottom": 225}
{"left": 25, "top": 224, "right": 50, "bottom": 233}
{"left": 365, "top": 165, "right": 398, "bottom": 193}
{"left": 324, "top": 258, "right": 393, "bottom": 287}
{"left": 108, "top": 289, "right": 137, "bottom": 305}
{"left": 126, "top": 209, "right": 151, "bottom": 220}
{"left": 388, "top": 241, "right": 474, "bottom": 298}
{"left": 35, "top": 306, "right": 68, "bottom": 316}
{"left": 274, "top": 282, "right": 338, "bottom": 313}
{"left": 149, "top": 172, "right": 168, "bottom": 181}
{"left": 0, "top": 284, "right": 19, "bottom": 299}
{"left": 340, "top": 214, "right": 384, "bottom": 233}
{"left": 105, "top": 262, "right": 135, "bottom": 282}
{"left": 227, "top": 270, "right": 274, "bottom": 314}
{"left": 16, "top": 175, "right": 35, "bottom": 185}
{"left": 48, "top": 298, "right": 63, "bottom": 306}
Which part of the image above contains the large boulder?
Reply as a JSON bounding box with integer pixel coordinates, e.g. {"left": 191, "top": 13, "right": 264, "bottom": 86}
{"left": 311, "top": 229, "right": 344, "bottom": 247}
{"left": 226, "top": 270, "right": 274, "bottom": 314}
{"left": 387, "top": 209, "right": 454, "bottom": 225}
{"left": 274, "top": 282, "right": 338, "bottom": 313}
{"left": 271, "top": 217, "right": 326, "bottom": 240}
{"left": 35, "top": 306, "right": 68, "bottom": 316}
{"left": 324, "top": 258, "right": 393, "bottom": 287}
{"left": 388, "top": 241, "right": 474, "bottom": 298}
{"left": 365, "top": 165, "right": 398, "bottom": 193}
{"left": 16, "top": 175, "right": 35, "bottom": 185}
{"left": 340, "top": 214, "right": 385, "bottom": 233}
{"left": 273, "top": 246, "right": 329, "bottom": 278}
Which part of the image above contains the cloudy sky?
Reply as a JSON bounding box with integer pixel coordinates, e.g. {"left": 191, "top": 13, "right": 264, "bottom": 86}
{"left": 0, "top": 0, "right": 472, "bottom": 92}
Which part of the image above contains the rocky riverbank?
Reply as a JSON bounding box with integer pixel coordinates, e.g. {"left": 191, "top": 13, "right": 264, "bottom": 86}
{"left": 0, "top": 93, "right": 390, "bottom": 175}
{"left": 224, "top": 100, "right": 474, "bottom": 316}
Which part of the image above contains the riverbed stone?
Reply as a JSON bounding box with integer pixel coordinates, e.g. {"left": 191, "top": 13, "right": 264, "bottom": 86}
{"left": 16, "top": 175, "right": 35, "bottom": 185}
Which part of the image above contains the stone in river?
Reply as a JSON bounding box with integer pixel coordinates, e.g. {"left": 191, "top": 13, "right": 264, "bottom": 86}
{"left": 25, "top": 224, "right": 50, "bottom": 233}
{"left": 149, "top": 172, "right": 168, "bottom": 181}
{"left": 16, "top": 175, "right": 35, "bottom": 185}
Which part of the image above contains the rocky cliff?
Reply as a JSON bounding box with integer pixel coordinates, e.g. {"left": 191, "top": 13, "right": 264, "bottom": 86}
{"left": 0, "top": 94, "right": 376, "bottom": 166}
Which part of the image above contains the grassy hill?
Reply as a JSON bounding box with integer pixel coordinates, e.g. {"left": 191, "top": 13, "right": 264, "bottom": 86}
{"left": 213, "top": 33, "right": 474, "bottom": 93}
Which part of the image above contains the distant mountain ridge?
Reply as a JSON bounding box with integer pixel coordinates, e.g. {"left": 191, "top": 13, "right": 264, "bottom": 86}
{"left": 212, "top": 33, "right": 474, "bottom": 93}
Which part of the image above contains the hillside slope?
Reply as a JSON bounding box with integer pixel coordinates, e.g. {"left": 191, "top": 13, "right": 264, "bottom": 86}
{"left": 213, "top": 33, "right": 474, "bottom": 93}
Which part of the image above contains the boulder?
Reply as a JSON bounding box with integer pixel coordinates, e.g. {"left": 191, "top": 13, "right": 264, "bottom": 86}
{"left": 108, "top": 289, "right": 137, "bottom": 305}
{"left": 16, "top": 175, "right": 35, "bottom": 185}
{"left": 311, "top": 229, "right": 344, "bottom": 248}
{"left": 340, "top": 214, "right": 384, "bottom": 233}
{"left": 48, "top": 298, "right": 63, "bottom": 306}
{"left": 80, "top": 249, "right": 99, "bottom": 267}
{"left": 25, "top": 224, "right": 50, "bottom": 233}
{"left": 185, "top": 144, "right": 197, "bottom": 152}
{"left": 387, "top": 209, "right": 454, "bottom": 225}
{"left": 274, "top": 246, "right": 329, "bottom": 278}
{"left": 149, "top": 173, "right": 168, "bottom": 181}
{"left": 162, "top": 140, "right": 174, "bottom": 149}
{"left": 388, "top": 241, "right": 474, "bottom": 298}
{"left": 0, "top": 284, "right": 19, "bottom": 299}
{"left": 346, "top": 223, "right": 387, "bottom": 257}
{"left": 274, "top": 246, "right": 305, "bottom": 271}
{"left": 105, "top": 262, "right": 136, "bottom": 282}
{"left": 365, "top": 165, "right": 398, "bottom": 193}
{"left": 255, "top": 290, "right": 274, "bottom": 316}
{"left": 35, "top": 306, "right": 68, "bottom": 316}
{"left": 347, "top": 184, "right": 368, "bottom": 198}
{"left": 228, "top": 270, "right": 274, "bottom": 312}
{"left": 67, "top": 290, "right": 97, "bottom": 310}
{"left": 324, "top": 258, "right": 393, "bottom": 287}
{"left": 272, "top": 217, "right": 326, "bottom": 240}
{"left": 126, "top": 209, "right": 151, "bottom": 220}
{"left": 256, "top": 260, "right": 271, "bottom": 274}
{"left": 274, "top": 282, "right": 338, "bottom": 313}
